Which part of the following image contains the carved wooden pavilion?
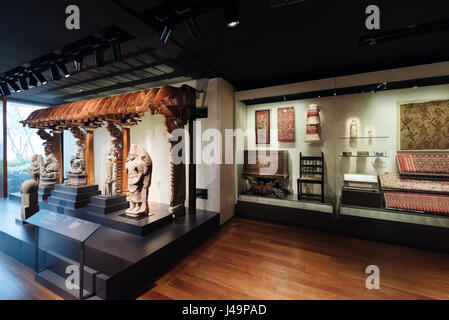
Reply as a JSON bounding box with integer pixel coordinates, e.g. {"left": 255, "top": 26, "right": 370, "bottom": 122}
{"left": 21, "top": 84, "right": 197, "bottom": 212}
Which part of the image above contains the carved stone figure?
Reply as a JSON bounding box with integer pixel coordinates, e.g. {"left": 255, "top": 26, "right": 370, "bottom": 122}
{"left": 21, "top": 179, "right": 39, "bottom": 220}
{"left": 125, "top": 144, "right": 152, "bottom": 218}
{"left": 29, "top": 154, "right": 43, "bottom": 183}
{"left": 350, "top": 120, "right": 358, "bottom": 138}
{"left": 40, "top": 153, "right": 60, "bottom": 186}
{"left": 104, "top": 146, "right": 115, "bottom": 197}
{"left": 67, "top": 145, "right": 88, "bottom": 186}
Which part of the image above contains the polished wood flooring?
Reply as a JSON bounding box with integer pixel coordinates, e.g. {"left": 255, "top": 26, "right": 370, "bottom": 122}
{"left": 1, "top": 217, "right": 449, "bottom": 300}
{"left": 139, "top": 218, "right": 449, "bottom": 300}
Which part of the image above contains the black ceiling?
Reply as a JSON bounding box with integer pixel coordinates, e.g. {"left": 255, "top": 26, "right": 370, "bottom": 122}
{"left": 3, "top": 0, "right": 449, "bottom": 105}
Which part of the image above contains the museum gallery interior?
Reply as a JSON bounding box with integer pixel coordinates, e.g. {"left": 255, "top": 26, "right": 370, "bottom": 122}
{"left": 2, "top": 0, "right": 449, "bottom": 300}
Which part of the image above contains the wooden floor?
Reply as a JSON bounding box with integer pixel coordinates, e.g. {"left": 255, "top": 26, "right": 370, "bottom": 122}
{"left": 1, "top": 217, "right": 449, "bottom": 300}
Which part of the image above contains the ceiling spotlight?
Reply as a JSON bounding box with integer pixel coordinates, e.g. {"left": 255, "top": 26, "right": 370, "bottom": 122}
{"left": 56, "top": 62, "right": 70, "bottom": 78}
{"left": 185, "top": 18, "right": 201, "bottom": 40}
{"left": 73, "top": 53, "right": 83, "bottom": 71}
{"left": 7, "top": 79, "right": 21, "bottom": 93}
{"left": 1, "top": 83, "right": 10, "bottom": 96}
{"left": 18, "top": 75, "right": 29, "bottom": 90}
{"left": 49, "top": 64, "right": 61, "bottom": 81}
{"left": 33, "top": 71, "right": 48, "bottom": 85}
{"left": 28, "top": 72, "right": 38, "bottom": 88}
{"left": 160, "top": 26, "right": 172, "bottom": 43}
{"left": 225, "top": 0, "right": 240, "bottom": 28}
{"left": 110, "top": 41, "right": 122, "bottom": 62}
{"left": 93, "top": 46, "right": 105, "bottom": 67}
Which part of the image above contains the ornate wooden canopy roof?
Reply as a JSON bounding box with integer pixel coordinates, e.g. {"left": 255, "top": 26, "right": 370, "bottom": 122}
{"left": 21, "top": 85, "right": 196, "bottom": 131}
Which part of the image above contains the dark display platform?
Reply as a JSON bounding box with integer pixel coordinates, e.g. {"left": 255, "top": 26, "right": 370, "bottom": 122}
{"left": 236, "top": 198, "right": 449, "bottom": 254}
{"left": 77, "top": 202, "right": 173, "bottom": 236}
{"left": 0, "top": 198, "right": 220, "bottom": 299}
{"left": 41, "top": 184, "right": 101, "bottom": 215}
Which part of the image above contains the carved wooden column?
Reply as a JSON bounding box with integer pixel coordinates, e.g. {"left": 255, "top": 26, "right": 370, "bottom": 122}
{"left": 52, "top": 129, "right": 64, "bottom": 184}
{"left": 121, "top": 126, "right": 131, "bottom": 194}
{"left": 85, "top": 128, "right": 95, "bottom": 185}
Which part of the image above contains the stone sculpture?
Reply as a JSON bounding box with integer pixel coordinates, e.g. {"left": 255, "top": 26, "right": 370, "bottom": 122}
{"left": 305, "top": 104, "right": 321, "bottom": 142}
{"left": 40, "top": 153, "right": 60, "bottom": 186}
{"left": 125, "top": 144, "right": 152, "bottom": 218}
{"left": 29, "top": 154, "right": 43, "bottom": 183}
{"left": 67, "top": 145, "right": 88, "bottom": 186}
{"left": 21, "top": 179, "right": 39, "bottom": 220}
{"left": 104, "top": 146, "right": 115, "bottom": 197}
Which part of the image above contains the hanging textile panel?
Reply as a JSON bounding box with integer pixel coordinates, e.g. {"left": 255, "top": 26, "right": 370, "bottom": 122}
{"left": 399, "top": 99, "right": 449, "bottom": 150}
{"left": 255, "top": 109, "right": 270, "bottom": 144}
{"left": 384, "top": 192, "right": 449, "bottom": 215}
{"left": 277, "top": 107, "right": 295, "bottom": 142}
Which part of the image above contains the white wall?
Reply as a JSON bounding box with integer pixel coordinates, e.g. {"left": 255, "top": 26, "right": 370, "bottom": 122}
{"left": 92, "top": 78, "right": 236, "bottom": 224}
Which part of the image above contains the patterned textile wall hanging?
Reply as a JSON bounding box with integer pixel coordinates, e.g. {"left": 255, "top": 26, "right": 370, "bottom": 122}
{"left": 255, "top": 110, "right": 270, "bottom": 144}
{"left": 399, "top": 99, "right": 449, "bottom": 150}
{"left": 277, "top": 107, "right": 295, "bottom": 142}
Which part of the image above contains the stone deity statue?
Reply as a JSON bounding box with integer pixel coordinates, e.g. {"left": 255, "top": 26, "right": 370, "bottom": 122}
{"left": 67, "top": 145, "right": 88, "bottom": 186}
{"left": 29, "top": 154, "right": 43, "bottom": 183}
{"left": 350, "top": 120, "right": 358, "bottom": 138}
{"left": 125, "top": 144, "right": 153, "bottom": 218}
{"left": 40, "top": 153, "right": 60, "bottom": 186}
{"left": 104, "top": 146, "right": 115, "bottom": 197}
{"left": 21, "top": 179, "right": 39, "bottom": 220}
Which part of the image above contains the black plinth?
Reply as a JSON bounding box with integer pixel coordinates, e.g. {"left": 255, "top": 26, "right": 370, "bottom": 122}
{"left": 38, "top": 185, "right": 55, "bottom": 202}
{"left": 75, "top": 202, "right": 173, "bottom": 236}
{"left": 86, "top": 195, "right": 128, "bottom": 215}
{"left": 41, "top": 184, "right": 100, "bottom": 215}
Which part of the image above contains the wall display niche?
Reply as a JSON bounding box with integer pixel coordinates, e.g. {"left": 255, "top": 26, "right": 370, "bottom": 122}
{"left": 255, "top": 110, "right": 270, "bottom": 144}
{"left": 125, "top": 144, "right": 152, "bottom": 218}
{"left": 277, "top": 107, "right": 295, "bottom": 142}
{"left": 399, "top": 99, "right": 449, "bottom": 150}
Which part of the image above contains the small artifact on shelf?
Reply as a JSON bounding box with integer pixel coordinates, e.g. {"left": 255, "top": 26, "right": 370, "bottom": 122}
{"left": 40, "top": 153, "right": 60, "bottom": 186}
{"left": 305, "top": 104, "right": 321, "bottom": 143}
{"left": 357, "top": 151, "right": 369, "bottom": 157}
{"left": 125, "top": 144, "right": 153, "bottom": 218}
{"left": 66, "top": 145, "right": 88, "bottom": 186}
{"left": 343, "top": 174, "right": 378, "bottom": 191}
{"left": 342, "top": 151, "right": 352, "bottom": 157}
{"left": 349, "top": 120, "right": 358, "bottom": 138}
{"left": 104, "top": 146, "right": 115, "bottom": 197}
{"left": 368, "top": 129, "right": 374, "bottom": 137}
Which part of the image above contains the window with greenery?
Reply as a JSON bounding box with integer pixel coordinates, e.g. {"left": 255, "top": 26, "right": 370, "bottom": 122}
{"left": 7, "top": 101, "right": 45, "bottom": 194}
